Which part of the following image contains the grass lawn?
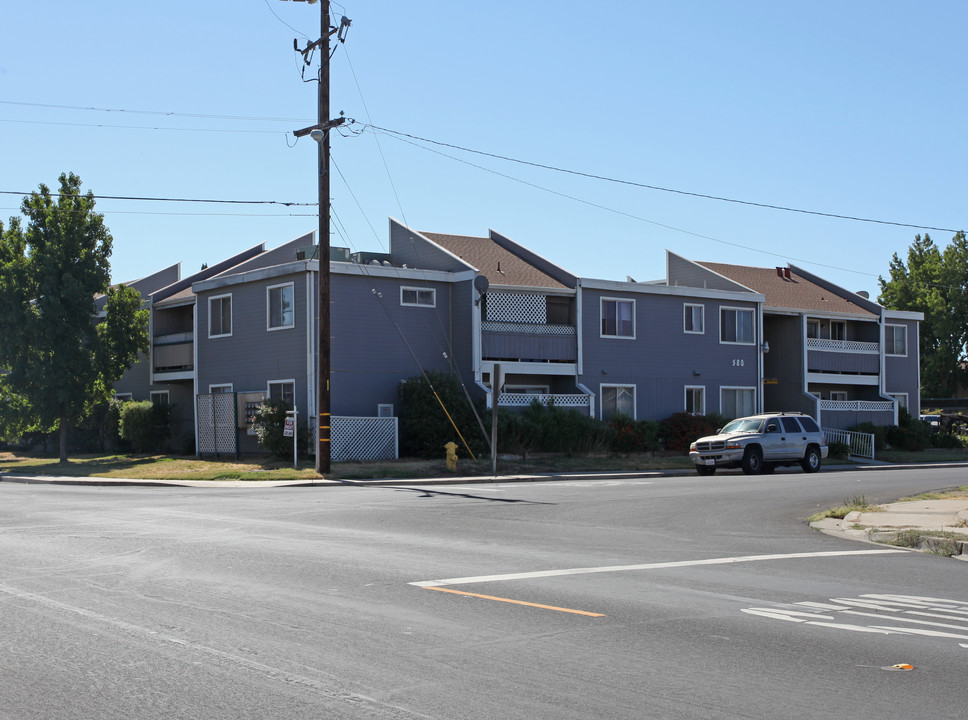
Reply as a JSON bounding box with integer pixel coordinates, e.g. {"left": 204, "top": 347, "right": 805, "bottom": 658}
{"left": 0, "top": 451, "right": 697, "bottom": 482}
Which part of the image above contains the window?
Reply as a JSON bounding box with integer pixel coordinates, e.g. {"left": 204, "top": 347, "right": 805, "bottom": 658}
{"left": 885, "top": 324, "right": 907, "bottom": 356}
{"left": 721, "top": 387, "right": 755, "bottom": 418}
{"left": 684, "top": 304, "right": 704, "bottom": 334}
{"left": 806, "top": 320, "right": 820, "bottom": 339}
{"left": 601, "top": 298, "right": 634, "bottom": 338}
{"left": 114, "top": 393, "right": 133, "bottom": 402}
{"left": 720, "top": 308, "right": 754, "bottom": 344}
{"left": 209, "top": 384, "right": 233, "bottom": 394}
{"left": 830, "top": 391, "right": 848, "bottom": 402}
{"left": 150, "top": 390, "right": 169, "bottom": 406}
{"left": 209, "top": 294, "right": 232, "bottom": 338}
{"left": 831, "top": 321, "right": 846, "bottom": 341}
{"left": 890, "top": 393, "right": 909, "bottom": 410}
{"left": 684, "top": 386, "right": 705, "bottom": 415}
{"left": 401, "top": 287, "right": 435, "bottom": 307}
{"left": 267, "top": 283, "right": 295, "bottom": 330}
{"left": 601, "top": 385, "right": 635, "bottom": 420}
{"left": 780, "top": 417, "right": 803, "bottom": 433}
{"left": 268, "top": 380, "right": 295, "bottom": 408}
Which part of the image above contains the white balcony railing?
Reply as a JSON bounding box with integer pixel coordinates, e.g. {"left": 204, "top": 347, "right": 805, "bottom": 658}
{"left": 807, "top": 338, "right": 878, "bottom": 353}
{"left": 819, "top": 400, "right": 894, "bottom": 412}
{"left": 482, "top": 321, "right": 576, "bottom": 336}
{"left": 492, "top": 392, "right": 592, "bottom": 414}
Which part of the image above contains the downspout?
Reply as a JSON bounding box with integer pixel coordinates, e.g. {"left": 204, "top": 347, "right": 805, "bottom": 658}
{"left": 193, "top": 300, "right": 199, "bottom": 457}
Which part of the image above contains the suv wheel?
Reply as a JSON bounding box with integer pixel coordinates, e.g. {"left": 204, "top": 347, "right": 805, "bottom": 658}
{"left": 801, "top": 445, "right": 822, "bottom": 473}
{"left": 741, "top": 446, "right": 763, "bottom": 475}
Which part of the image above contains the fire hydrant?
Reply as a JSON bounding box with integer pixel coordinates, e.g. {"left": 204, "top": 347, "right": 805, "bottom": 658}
{"left": 444, "top": 441, "right": 458, "bottom": 472}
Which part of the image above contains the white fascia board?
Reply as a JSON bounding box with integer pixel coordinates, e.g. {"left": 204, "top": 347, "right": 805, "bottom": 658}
{"left": 193, "top": 260, "right": 310, "bottom": 293}
{"left": 769, "top": 306, "right": 879, "bottom": 322}
{"left": 487, "top": 283, "right": 576, "bottom": 296}
{"left": 580, "top": 277, "right": 764, "bottom": 303}
{"left": 882, "top": 309, "right": 925, "bottom": 321}
{"left": 329, "top": 262, "right": 476, "bottom": 284}
{"left": 480, "top": 360, "right": 578, "bottom": 377}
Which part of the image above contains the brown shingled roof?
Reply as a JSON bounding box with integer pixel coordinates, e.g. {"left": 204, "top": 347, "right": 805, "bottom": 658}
{"left": 421, "top": 232, "right": 568, "bottom": 289}
{"left": 698, "top": 262, "right": 875, "bottom": 316}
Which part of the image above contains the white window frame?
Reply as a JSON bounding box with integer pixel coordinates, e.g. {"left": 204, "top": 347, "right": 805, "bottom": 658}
{"left": 684, "top": 385, "right": 705, "bottom": 415}
{"left": 600, "top": 297, "right": 635, "bottom": 339}
{"left": 720, "top": 386, "right": 756, "bottom": 418}
{"left": 885, "top": 324, "right": 908, "bottom": 356}
{"left": 209, "top": 293, "right": 232, "bottom": 338}
{"left": 113, "top": 392, "right": 133, "bottom": 402}
{"left": 267, "top": 282, "right": 295, "bottom": 331}
{"left": 209, "top": 384, "right": 234, "bottom": 394}
{"left": 600, "top": 383, "right": 636, "bottom": 420}
{"left": 267, "top": 379, "right": 296, "bottom": 407}
{"left": 720, "top": 307, "right": 755, "bottom": 345}
{"left": 683, "top": 304, "right": 704, "bottom": 334}
{"left": 890, "top": 392, "right": 909, "bottom": 410}
{"left": 377, "top": 403, "right": 394, "bottom": 418}
{"left": 400, "top": 286, "right": 436, "bottom": 308}
{"left": 831, "top": 320, "right": 846, "bottom": 341}
{"left": 830, "top": 391, "right": 848, "bottom": 402}
{"left": 806, "top": 319, "right": 820, "bottom": 339}
{"left": 149, "top": 390, "right": 170, "bottom": 406}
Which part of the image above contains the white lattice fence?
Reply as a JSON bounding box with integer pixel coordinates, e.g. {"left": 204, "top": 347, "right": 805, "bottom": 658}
{"left": 486, "top": 292, "right": 547, "bottom": 323}
{"left": 331, "top": 416, "right": 398, "bottom": 462}
{"left": 197, "top": 393, "right": 238, "bottom": 457}
{"left": 497, "top": 393, "right": 592, "bottom": 414}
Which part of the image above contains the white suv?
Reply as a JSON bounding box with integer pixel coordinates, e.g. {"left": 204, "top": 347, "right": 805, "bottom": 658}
{"left": 688, "top": 413, "right": 828, "bottom": 476}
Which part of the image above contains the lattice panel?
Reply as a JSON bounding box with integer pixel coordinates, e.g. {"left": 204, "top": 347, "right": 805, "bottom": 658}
{"left": 197, "top": 393, "right": 238, "bottom": 456}
{"left": 486, "top": 292, "right": 546, "bottom": 324}
{"left": 332, "top": 416, "right": 398, "bottom": 462}
{"left": 498, "top": 393, "right": 592, "bottom": 412}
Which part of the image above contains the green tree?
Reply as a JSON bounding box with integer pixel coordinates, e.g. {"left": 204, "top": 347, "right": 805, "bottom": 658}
{"left": 879, "top": 232, "right": 968, "bottom": 398}
{"left": 0, "top": 173, "right": 148, "bottom": 461}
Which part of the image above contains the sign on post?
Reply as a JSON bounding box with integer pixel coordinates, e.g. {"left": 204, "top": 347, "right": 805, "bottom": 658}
{"left": 283, "top": 416, "right": 296, "bottom": 437}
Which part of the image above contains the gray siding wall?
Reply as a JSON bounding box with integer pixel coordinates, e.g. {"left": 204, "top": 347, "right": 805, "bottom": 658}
{"left": 883, "top": 318, "right": 920, "bottom": 411}
{"left": 763, "top": 315, "right": 804, "bottom": 411}
{"left": 389, "top": 219, "right": 473, "bottom": 273}
{"left": 578, "top": 289, "right": 760, "bottom": 420}
{"left": 666, "top": 253, "right": 751, "bottom": 293}
{"left": 330, "top": 272, "right": 470, "bottom": 416}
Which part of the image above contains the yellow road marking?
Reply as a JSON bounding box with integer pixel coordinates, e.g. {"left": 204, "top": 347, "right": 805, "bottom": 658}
{"left": 424, "top": 586, "right": 605, "bottom": 617}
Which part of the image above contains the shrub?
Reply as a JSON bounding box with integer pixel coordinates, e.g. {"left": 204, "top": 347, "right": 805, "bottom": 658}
{"left": 119, "top": 401, "right": 171, "bottom": 453}
{"left": 521, "top": 401, "right": 613, "bottom": 455}
{"left": 608, "top": 414, "right": 662, "bottom": 453}
{"left": 483, "top": 408, "right": 541, "bottom": 459}
{"left": 848, "top": 422, "right": 887, "bottom": 452}
{"left": 827, "top": 441, "right": 850, "bottom": 459}
{"left": 660, "top": 412, "right": 723, "bottom": 452}
{"left": 253, "top": 399, "right": 308, "bottom": 458}
{"left": 397, "top": 372, "right": 487, "bottom": 459}
{"left": 72, "top": 398, "right": 124, "bottom": 453}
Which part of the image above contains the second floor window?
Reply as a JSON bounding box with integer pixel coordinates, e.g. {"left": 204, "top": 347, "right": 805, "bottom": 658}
{"left": 401, "top": 287, "right": 435, "bottom": 307}
{"left": 209, "top": 294, "right": 232, "bottom": 338}
{"left": 601, "top": 298, "right": 634, "bottom": 338}
{"left": 684, "top": 304, "right": 704, "bottom": 334}
{"left": 721, "top": 308, "right": 754, "bottom": 344}
{"left": 268, "top": 283, "right": 294, "bottom": 330}
{"left": 885, "top": 324, "right": 907, "bottom": 355}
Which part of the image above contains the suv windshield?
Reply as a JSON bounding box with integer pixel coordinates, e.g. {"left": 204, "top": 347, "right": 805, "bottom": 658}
{"left": 721, "top": 418, "right": 764, "bottom": 434}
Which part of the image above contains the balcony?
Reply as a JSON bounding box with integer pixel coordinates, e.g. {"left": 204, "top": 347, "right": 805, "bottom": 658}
{"left": 806, "top": 337, "right": 879, "bottom": 376}
{"left": 482, "top": 321, "right": 577, "bottom": 363}
{"left": 153, "top": 337, "right": 194, "bottom": 376}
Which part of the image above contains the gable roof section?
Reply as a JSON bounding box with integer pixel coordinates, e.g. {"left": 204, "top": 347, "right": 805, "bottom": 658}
{"left": 697, "top": 261, "right": 876, "bottom": 317}
{"left": 421, "top": 232, "right": 569, "bottom": 290}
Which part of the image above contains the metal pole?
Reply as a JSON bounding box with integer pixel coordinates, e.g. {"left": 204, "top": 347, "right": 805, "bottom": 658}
{"left": 490, "top": 364, "right": 502, "bottom": 475}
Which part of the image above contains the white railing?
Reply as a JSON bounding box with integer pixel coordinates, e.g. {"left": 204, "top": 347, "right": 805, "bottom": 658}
{"left": 825, "top": 428, "right": 875, "bottom": 460}
{"left": 819, "top": 400, "right": 894, "bottom": 412}
{"left": 807, "top": 338, "right": 878, "bottom": 353}
{"left": 495, "top": 392, "right": 592, "bottom": 414}
{"left": 482, "top": 321, "right": 576, "bottom": 336}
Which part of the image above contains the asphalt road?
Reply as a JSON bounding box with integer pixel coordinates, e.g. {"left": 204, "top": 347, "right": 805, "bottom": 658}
{"left": 1, "top": 466, "right": 966, "bottom": 719}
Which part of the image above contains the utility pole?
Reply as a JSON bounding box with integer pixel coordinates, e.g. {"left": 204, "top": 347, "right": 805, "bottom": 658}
{"left": 285, "top": 0, "right": 350, "bottom": 474}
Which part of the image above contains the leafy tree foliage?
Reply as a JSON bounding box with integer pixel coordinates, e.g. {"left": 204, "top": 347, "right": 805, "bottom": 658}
{"left": 878, "top": 232, "right": 968, "bottom": 397}
{"left": 0, "top": 173, "right": 148, "bottom": 461}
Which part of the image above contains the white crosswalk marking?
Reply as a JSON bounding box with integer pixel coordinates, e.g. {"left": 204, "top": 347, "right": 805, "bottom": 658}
{"left": 742, "top": 594, "right": 968, "bottom": 649}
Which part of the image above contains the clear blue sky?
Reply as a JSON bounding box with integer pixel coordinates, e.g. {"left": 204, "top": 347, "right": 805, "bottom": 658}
{"left": 2, "top": 1, "right": 965, "bottom": 298}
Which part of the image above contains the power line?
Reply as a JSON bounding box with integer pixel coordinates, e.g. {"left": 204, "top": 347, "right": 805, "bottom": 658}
{"left": 0, "top": 100, "right": 310, "bottom": 124}
{"left": 0, "top": 190, "right": 315, "bottom": 207}
{"left": 365, "top": 124, "right": 962, "bottom": 235}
